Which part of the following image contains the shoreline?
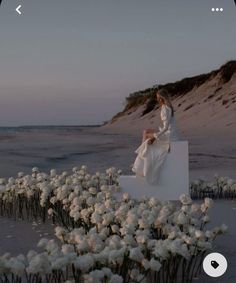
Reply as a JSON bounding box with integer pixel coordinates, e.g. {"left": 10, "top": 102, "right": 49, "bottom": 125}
{"left": 0, "top": 125, "right": 236, "bottom": 180}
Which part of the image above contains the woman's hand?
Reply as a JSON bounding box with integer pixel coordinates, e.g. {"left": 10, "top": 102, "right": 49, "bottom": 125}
{"left": 148, "top": 137, "right": 156, "bottom": 145}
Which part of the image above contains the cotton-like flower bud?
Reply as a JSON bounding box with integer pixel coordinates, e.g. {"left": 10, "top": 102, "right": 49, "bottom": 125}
{"left": 149, "top": 258, "right": 161, "bottom": 272}
{"left": 179, "top": 194, "right": 192, "bottom": 205}
{"left": 109, "top": 274, "right": 123, "bottom": 283}
{"left": 204, "top": 198, "right": 213, "bottom": 209}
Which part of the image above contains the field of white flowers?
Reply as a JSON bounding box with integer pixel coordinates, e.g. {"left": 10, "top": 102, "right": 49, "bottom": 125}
{"left": 0, "top": 166, "right": 228, "bottom": 283}
{"left": 190, "top": 176, "right": 236, "bottom": 199}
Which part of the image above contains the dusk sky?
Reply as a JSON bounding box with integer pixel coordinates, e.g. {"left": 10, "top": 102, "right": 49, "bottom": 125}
{"left": 0, "top": 0, "right": 235, "bottom": 126}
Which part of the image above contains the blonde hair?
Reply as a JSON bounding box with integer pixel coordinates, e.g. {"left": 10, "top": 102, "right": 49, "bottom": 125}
{"left": 157, "top": 89, "right": 174, "bottom": 116}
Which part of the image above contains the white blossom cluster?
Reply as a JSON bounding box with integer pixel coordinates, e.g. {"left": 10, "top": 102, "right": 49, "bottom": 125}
{"left": 190, "top": 175, "right": 236, "bottom": 199}
{"left": 0, "top": 166, "right": 121, "bottom": 221}
{"left": 0, "top": 167, "right": 228, "bottom": 283}
{"left": 0, "top": 243, "right": 123, "bottom": 283}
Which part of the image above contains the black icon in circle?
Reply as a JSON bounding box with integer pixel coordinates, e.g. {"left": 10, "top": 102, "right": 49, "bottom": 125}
{"left": 211, "top": 261, "right": 220, "bottom": 269}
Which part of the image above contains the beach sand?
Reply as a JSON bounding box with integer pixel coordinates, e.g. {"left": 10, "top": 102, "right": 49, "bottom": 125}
{"left": 0, "top": 127, "right": 137, "bottom": 178}
{"left": 0, "top": 216, "right": 56, "bottom": 256}
{"left": 0, "top": 126, "right": 235, "bottom": 180}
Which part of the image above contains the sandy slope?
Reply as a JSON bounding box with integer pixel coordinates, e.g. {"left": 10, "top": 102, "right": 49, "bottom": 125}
{"left": 100, "top": 73, "right": 236, "bottom": 179}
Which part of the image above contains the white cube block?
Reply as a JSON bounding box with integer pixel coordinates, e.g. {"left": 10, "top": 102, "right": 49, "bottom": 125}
{"left": 118, "top": 141, "right": 189, "bottom": 201}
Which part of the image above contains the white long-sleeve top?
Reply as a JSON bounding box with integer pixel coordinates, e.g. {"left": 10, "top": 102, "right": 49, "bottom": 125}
{"left": 153, "top": 105, "right": 180, "bottom": 141}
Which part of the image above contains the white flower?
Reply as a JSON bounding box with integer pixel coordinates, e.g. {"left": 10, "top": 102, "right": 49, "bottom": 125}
{"left": 50, "top": 169, "right": 57, "bottom": 177}
{"left": 55, "top": 227, "right": 67, "bottom": 240}
{"left": 177, "top": 212, "right": 188, "bottom": 225}
{"left": 126, "top": 212, "right": 138, "bottom": 226}
{"left": 181, "top": 205, "right": 190, "bottom": 213}
{"left": 7, "top": 257, "right": 25, "bottom": 276}
{"left": 111, "top": 225, "right": 120, "bottom": 234}
{"left": 108, "top": 248, "right": 125, "bottom": 265}
{"left": 109, "top": 274, "right": 123, "bottom": 283}
{"left": 0, "top": 178, "right": 6, "bottom": 185}
{"left": 197, "top": 241, "right": 212, "bottom": 250}
{"left": 168, "top": 231, "right": 178, "bottom": 240}
{"left": 179, "top": 194, "right": 192, "bottom": 205}
{"left": 48, "top": 208, "right": 54, "bottom": 216}
{"left": 61, "top": 244, "right": 74, "bottom": 255}
{"left": 138, "top": 218, "right": 150, "bottom": 229}
{"left": 200, "top": 204, "right": 208, "bottom": 213}
{"left": 74, "top": 254, "right": 94, "bottom": 272}
{"left": 153, "top": 242, "right": 169, "bottom": 259}
{"left": 122, "top": 235, "right": 136, "bottom": 247}
{"left": 32, "top": 167, "right": 39, "bottom": 173}
{"left": 202, "top": 215, "right": 210, "bottom": 223}
{"left": 122, "top": 193, "right": 130, "bottom": 201}
{"left": 89, "top": 187, "right": 97, "bottom": 195}
{"left": 101, "top": 267, "right": 112, "bottom": 277}
{"left": 130, "top": 268, "right": 140, "bottom": 280}
{"left": 205, "top": 230, "right": 213, "bottom": 239}
{"left": 195, "top": 230, "right": 204, "bottom": 239}
{"left": 37, "top": 238, "right": 49, "bottom": 249}
{"left": 26, "top": 254, "right": 51, "bottom": 274}
{"left": 148, "top": 197, "right": 160, "bottom": 207}
{"left": 91, "top": 212, "right": 102, "bottom": 224}
{"left": 46, "top": 240, "right": 59, "bottom": 253}
{"left": 227, "top": 179, "right": 234, "bottom": 186}
{"left": 204, "top": 198, "right": 213, "bottom": 209}
{"left": 72, "top": 167, "right": 79, "bottom": 173}
{"left": 51, "top": 257, "right": 68, "bottom": 270}
{"left": 27, "top": 250, "right": 37, "bottom": 261}
{"left": 219, "top": 224, "right": 228, "bottom": 234}
{"left": 129, "top": 247, "right": 144, "bottom": 262}
{"left": 18, "top": 172, "right": 24, "bottom": 178}
{"left": 182, "top": 235, "right": 194, "bottom": 245}
{"left": 50, "top": 196, "right": 57, "bottom": 204}
{"left": 149, "top": 258, "right": 161, "bottom": 272}
{"left": 191, "top": 204, "right": 200, "bottom": 213}
{"left": 141, "top": 259, "right": 150, "bottom": 270}
{"left": 88, "top": 269, "right": 105, "bottom": 282}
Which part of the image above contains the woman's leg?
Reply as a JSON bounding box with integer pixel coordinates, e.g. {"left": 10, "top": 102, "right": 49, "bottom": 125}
{"left": 142, "top": 129, "right": 155, "bottom": 143}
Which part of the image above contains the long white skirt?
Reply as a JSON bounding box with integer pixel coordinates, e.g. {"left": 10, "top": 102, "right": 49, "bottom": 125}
{"left": 132, "top": 139, "right": 170, "bottom": 185}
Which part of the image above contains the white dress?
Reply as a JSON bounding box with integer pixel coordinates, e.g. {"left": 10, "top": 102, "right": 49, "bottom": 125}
{"left": 132, "top": 105, "right": 180, "bottom": 185}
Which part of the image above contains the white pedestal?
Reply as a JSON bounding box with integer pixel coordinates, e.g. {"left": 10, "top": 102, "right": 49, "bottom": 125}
{"left": 118, "top": 141, "right": 189, "bottom": 201}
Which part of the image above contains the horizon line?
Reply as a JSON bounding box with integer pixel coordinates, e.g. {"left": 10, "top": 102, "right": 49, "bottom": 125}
{"left": 0, "top": 124, "right": 103, "bottom": 128}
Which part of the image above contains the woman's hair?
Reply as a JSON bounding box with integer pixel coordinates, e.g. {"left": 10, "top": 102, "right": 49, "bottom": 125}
{"left": 157, "top": 89, "right": 174, "bottom": 116}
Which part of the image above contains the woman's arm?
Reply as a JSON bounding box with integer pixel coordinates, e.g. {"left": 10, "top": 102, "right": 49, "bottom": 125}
{"left": 153, "top": 106, "right": 171, "bottom": 139}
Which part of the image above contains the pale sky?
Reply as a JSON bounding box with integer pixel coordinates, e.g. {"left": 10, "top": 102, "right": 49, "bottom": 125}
{"left": 0, "top": 0, "right": 235, "bottom": 126}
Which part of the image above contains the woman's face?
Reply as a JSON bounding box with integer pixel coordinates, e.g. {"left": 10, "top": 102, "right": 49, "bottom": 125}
{"left": 156, "top": 92, "right": 161, "bottom": 102}
{"left": 156, "top": 92, "right": 165, "bottom": 105}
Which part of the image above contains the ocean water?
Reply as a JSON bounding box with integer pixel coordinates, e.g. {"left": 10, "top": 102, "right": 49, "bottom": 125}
{"left": 0, "top": 125, "right": 96, "bottom": 133}
{"left": 0, "top": 127, "right": 19, "bottom": 133}
{"left": 0, "top": 126, "right": 138, "bottom": 178}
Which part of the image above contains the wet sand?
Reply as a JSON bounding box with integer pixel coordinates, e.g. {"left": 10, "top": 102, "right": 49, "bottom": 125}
{"left": 0, "top": 126, "right": 235, "bottom": 180}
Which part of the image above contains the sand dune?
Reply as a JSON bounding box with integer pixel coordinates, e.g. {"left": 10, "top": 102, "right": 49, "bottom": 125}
{"left": 101, "top": 63, "right": 236, "bottom": 179}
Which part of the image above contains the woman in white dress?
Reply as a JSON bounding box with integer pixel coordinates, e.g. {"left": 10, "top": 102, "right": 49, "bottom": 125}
{"left": 132, "top": 89, "right": 180, "bottom": 185}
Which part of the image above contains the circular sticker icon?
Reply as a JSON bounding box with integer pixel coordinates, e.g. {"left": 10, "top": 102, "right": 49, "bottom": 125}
{"left": 203, "top": 253, "right": 227, "bottom": 277}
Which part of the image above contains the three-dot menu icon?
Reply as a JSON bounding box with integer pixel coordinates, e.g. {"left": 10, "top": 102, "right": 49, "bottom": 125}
{"left": 211, "top": 8, "right": 224, "bottom": 12}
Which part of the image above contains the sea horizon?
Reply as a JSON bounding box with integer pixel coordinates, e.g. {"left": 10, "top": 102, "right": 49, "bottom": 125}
{"left": 0, "top": 124, "right": 102, "bottom": 133}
